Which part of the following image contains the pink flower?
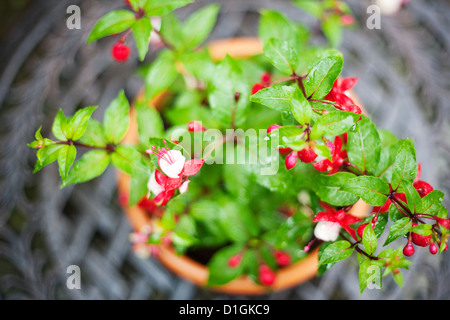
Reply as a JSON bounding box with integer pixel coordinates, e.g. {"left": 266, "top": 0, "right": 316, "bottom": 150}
{"left": 313, "top": 202, "right": 361, "bottom": 241}
{"left": 312, "top": 136, "right": 347, "bottom": 174}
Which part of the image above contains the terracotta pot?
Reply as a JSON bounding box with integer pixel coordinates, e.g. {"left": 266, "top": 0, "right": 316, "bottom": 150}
{"left": 117, "top": 37, "right": 370, "bottom": 295}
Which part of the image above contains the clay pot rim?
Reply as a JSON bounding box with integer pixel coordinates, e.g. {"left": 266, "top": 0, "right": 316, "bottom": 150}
{"left": 116, "top": 37, "right": 370, "bottom": 296}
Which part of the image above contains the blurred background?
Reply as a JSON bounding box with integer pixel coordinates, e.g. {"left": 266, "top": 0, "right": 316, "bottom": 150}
{"left": 0, "top": 0, "right": 449, "bottom": 299}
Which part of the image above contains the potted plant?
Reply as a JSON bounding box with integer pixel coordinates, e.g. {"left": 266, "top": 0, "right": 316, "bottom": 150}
{"left": 28, "top": 0, "right": 449, "bottom": 295}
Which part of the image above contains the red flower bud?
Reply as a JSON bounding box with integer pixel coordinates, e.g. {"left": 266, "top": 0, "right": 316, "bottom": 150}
{"left": 112, "top": 42, "right": 131, "bottom": 62}
{"left": 413, "top": 180, "right": 433, "bottom": 198}
{"left": 436, "top": 218, "right": 450, "bottom": 230}
{"left": 285, "top": 151, "right": 298, "bottom": 170}
{"left": 187, "top": 120, "right": 206, "bottom": 132}
{"left": 260, "top": 72, "right": 272, "bottom": 87}
{"left": 403, "top": 242, "right": 415, "bottom": 257}
{"left": 429, "top": 243, "right": 438, "bottom": 255}
{"left": 357, "top": 223, "right": 368, "bottom": 239}
{"left": 340, "top": 14, "right": 355, "bottom": 26}
{"left": 228, "top": 254, "right": 242, "bottom": 268}
{"left": 298, "top": 146, "right": 318, "bottom": 163}
{"left": 258, "top": 265, "right": 276, "bottom": 286}
{"left": 267, "top": 124, "right": 281, "bottom": 134}
{"left": 274, "top": 250, "right": 291, "bottom": 267}
{"left": 411, "top": 223, "right": 431, "bottom": 247}
{"left": 251, "top": 83, "right": 265, "bottom": 95}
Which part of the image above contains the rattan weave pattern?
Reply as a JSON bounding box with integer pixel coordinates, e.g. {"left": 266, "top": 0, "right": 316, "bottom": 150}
{"left": 0, "top": 0, "right": 449, "bottom": 300}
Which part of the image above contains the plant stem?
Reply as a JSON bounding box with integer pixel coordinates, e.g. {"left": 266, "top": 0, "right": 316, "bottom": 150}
{"left": 340, "top": 233, "right": 379, "bottom": 261}
{"left": 56, "top": 140, "right": 115, "bottom": 153}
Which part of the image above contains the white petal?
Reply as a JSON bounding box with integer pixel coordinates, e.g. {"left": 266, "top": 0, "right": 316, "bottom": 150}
{"left": 159, "top": 150, "right": 186, "bottom": 178}
{"left": 376, "top": 0, "right": 402, "bottom": 15}
{"left": 179, "top": 180, "right": 190, "bottom": 194}
{"left": 314, "top": 221, "right": 341, "bottom": 242}
{"left": 147, "top": 171, "right": 165, "bottom": 196}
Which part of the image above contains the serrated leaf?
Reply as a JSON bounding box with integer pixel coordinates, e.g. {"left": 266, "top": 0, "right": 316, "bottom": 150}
{"left": 263, "top": 38, "right": 299, "bottom": 75}
{"left": 144, "top": 0, "right": 193, "bottom": 16}
{"left": 132, "top": 17, "right": 152, "bottom": 61}
{"left": 343, "top": 176, "right": 389, "bottom": 206}
{"left": 181, "top": 4, "right": 220, "bottom": 51}
{"left": 33, "top": 144, "right": 65, "bottom": 173}
{"left": 362, "top": 223, "right": 377, "bottom": 255}
{"left": 383, "top": 217, "right": 412, "bottom": 246}
{"left": 291, "top": 88, "right": 312, "bottom": 125}
{"left": 144, "top": 50, "right": 178, "bottom": 100}
{"left": 390, "top": 139, "right": 417, "bottom": 191}
{"left": 421, "top": 190, "right": 444, "bottom": 216}
{"left": 88, "top": 10, "right": 136, "bottom": 43}
{"left": 250, "top": 85, "right": 295, "bottom": 112}
{"left": 111, "top": 145, "right": 142, "bottom": 175}
{"left": 304, "top": 49, "right": 343, "bottom": 99}
{"left": 58, "top": 144, "right": 77, "bottom": 185}
{"left": 259, "top": 9, "right": 301, "bottom": 50}
{"left": 314, "top": 172, "right": 359, "bottom": 206}
{"left": 78, "top": 119, "right": 108, "bottom": 148}
{"left": 52, "top": 109, "right": 68, "bottom": 141}
{"left": 66, "top": 150, "right": 110, "bottom": 186}
{"left": 65, "top": 106, "right": 97, "bottom": 141}
{"left": 346, "top": 116, "right": 381, "bottom": 174}
{"left": 104, "top": 90, "right": 130, "bottom": 144}
{"left": 402, "top": 180, "right": 423, "bottom": 214}
{"left": 318, "top": 240, "right": 354, "bottom": 265}
{"left": 310, "top": 110, "right": 357, "bottom": 140}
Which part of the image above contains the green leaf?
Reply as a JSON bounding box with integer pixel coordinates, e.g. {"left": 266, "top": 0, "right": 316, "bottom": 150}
{"left": 383, "top": 217, "right": 412, "bottom": 246}
{"left": 88, "top": 10, "right": 136, "bottom": 43}
{"left": 304, "top": 49, "right": 343, "bottom": 99}
{"left": 33, "top": 144, "right": 64, "bottom": 173}
{"left": 159, "top": 13, "right": 184, "bottom": 50}
{"left": 58, "top": 144, "right": 77, "bottom": 185}
{"left": 314, "top": 172, "right": 359, "bottom": 206}
{"left": 111, "top": 145, "right": 142, "bottom": 175}
{"left": 390, "top": 139, "right": 417, "bottom": 191}
{"left": 421, "top": 190, "right": 444, "bottom": 216}
{"left": 374, "top": 141, "right": 400, "bottom": 182}
{"left": 343, "top": 176, "right": 389, "bottom": 206}
{"left": 218, "top": 201, "right": 258, "bottom": 242}
{"left": 181, "top": 4, "right": 220, "bottom": 51}
{"left": 321, "top": 14, "right": 343, "bottom": 47}
{"left": 132, "top": 17, "right": 152, "bottom": 61}
{"left": 346, "top": 116, "right": 381, "bottom": 174}
{"left": 318, "top": 240, "right": 354, "bottom": 266}
{"left": 104, "top": 90, "right": 130, "bottom": 144}
{"left": 207, "top": 244, "right": 246, "bottom": 286}
{"left": 144, "top": 50, "right": 178, "bottom": 100}
{"left": 66, "top": 150, "right": 110, "bottom": 186}
{"left": 65, "top": 106, "right": 97, "bottom": 141}
{"left": 359, "top": 260, "right": 382, "bottom": 294}
{"left": 78, "top": 119, "right": 108, "bottom": 148}
{"left": 310, "top": 110, "right": 357, "bottom": 140}
{"left": 259, "top": 10, "right": 301, "bottom": 49}
{"left": 144, "top": 0, "right": 193, "bottom": 16}
{"left": 410, "top": 223, "right": 432, "bottom": 236}
{"left": 293, "top": 0, "right": 324, "bottom": 18}
{"left": 291, "top": 89, "right": 312, "bottom": 125}
{"left": 172, "top": 231, "right": 197, "bottom": 254}
{"left": 208, "top": 55, "right": 250, "bottom": 128}
{"left": 269, "top": 125, "right": 305, "bottom": 150}
{"left": 263, "top": 38, "right": 299, "bottom": 75}
{"left": 362, "top": 223, "right": 377, "bottom": 255}
{"left": 402, "top": 180, "right": 423, "bottom": 214}
{"left": 52, "top": 109, "right": 68, "bottom": 141}
{"left": 250, "top": 85, "right": 295, "bottom": 113}
{"left": 135, "top": 103, "right": 165, "bottom": 145}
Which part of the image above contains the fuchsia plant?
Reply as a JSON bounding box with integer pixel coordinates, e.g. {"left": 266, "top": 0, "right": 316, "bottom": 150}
{"left": 28, "top": 0, "right": 448, "bottom": 293}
